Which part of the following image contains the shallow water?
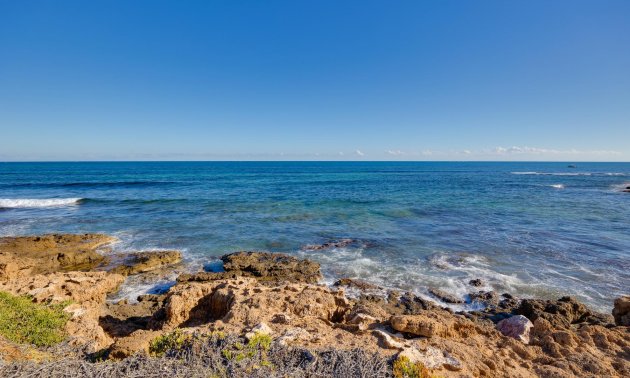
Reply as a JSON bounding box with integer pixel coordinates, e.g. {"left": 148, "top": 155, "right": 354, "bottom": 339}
{"left": 1, "top": 161, "right": 629, "bottom": 311}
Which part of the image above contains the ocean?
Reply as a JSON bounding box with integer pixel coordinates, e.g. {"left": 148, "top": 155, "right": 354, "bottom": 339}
{"left": 1, "top": 161, "right": 628, "bottom": 312}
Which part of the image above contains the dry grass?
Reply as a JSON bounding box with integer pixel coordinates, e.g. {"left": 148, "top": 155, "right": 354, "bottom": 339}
{"left": 0, "top": 333, "right": 392, "bottom": 377}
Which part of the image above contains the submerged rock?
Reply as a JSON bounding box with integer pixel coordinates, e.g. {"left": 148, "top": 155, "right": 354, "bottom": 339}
{"left": 301, "top": 239, "right": 356, "bottom": 251}
{"left": 612, "top": 296, "right": 630, "bottom": 326}
{"left": 428, "top": 288, "right": 464, "bottom": 304}
{"left": 468, "top": 278, "right": 483, "bottom": 287}
{"left": 496, "top": 315, "right": 533, "bottom": 343}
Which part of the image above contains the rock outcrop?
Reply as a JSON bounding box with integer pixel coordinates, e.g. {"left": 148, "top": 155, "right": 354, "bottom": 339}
{"left": 613, "top": 295, "right": 630, "bottom": 326}
{"left": 1, "top": 234, "right": 629, "bottom": 377}
{"left": 177, "top": 251, "right": 321, "bottom": 284}
{"left": 107, "top": 250, "right": 182, "bottom": 276}
{"left": 0, "top": 234, "right": 115, "bottom": 277}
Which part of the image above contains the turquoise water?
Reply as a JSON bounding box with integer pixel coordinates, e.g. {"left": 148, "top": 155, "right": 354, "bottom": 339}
{"left": 1, "top": 161, "right": 629, "bottom": 311}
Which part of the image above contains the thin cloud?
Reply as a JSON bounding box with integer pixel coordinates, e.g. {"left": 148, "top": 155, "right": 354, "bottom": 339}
{"left": 355, "top": 149, "right": 365, "bottom": 156}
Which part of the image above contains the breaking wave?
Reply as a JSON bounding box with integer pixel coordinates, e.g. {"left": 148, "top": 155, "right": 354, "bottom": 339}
{"left": 0, "top": 198, "right": 83, "bottom": 208}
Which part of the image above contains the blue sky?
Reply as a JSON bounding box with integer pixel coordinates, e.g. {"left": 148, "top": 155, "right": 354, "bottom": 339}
{"left": 1, "top": 1, "right": 629, "bottom": 161}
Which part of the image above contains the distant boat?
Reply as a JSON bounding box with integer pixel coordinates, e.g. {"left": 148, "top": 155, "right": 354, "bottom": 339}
{"left": 567, "top": 164, "right": 577, "bottom": 168}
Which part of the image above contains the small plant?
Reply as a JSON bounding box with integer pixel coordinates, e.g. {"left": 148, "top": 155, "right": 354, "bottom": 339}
{"left": 149, "top": 329, "right": 191, "bottom": 357}
{"left": 393, "top": 355, "right": 432, "bottom": 378}
{"left": 0, "top": 291, "right": 71, "bottom": 347}
{"left": 247, "top": 332, "right": 272, "bottom": 351}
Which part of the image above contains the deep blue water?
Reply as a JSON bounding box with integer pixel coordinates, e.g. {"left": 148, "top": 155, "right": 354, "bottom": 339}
{"left": 1, "top": 161, "right": 629, "bottom": 311}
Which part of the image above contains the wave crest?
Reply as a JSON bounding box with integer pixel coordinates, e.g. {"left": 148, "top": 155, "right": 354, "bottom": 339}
{"left": 0, "top": 198, "right": 83, "bottom": 208}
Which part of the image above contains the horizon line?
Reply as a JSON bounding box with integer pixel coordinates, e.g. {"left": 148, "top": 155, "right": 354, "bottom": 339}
{"left": 2, "top": 160, "right": 630, "bottom": 164}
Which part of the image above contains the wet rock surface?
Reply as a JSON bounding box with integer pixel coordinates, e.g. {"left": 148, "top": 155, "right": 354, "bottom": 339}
{"left": 428, "top": 287, "right": 464, "bottom": 304}
{"left": 613, "top": 296, "right": 630, "bottom": 326}
{"left": 333, "top": 277, "right": 380, "bottom": 291}
{"left": 515, "top": 296, "right": 614, "bottom": 328}
{"left": 178, "top": 251, "right": 321, "bottom": 284}
{"left": 107, "top": 250, "right": 182, "bottom": 276}
{"left": 301, "top": 238, "right": 357, "bottom": 251}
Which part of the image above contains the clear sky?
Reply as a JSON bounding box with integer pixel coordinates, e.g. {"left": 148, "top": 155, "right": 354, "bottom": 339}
{"left": 1, "top": 1, "right": 629, "bottom": 161}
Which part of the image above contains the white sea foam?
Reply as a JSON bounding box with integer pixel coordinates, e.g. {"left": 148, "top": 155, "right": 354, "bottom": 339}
{"left": 0, "top": 198, "right": 83, "bottom": 208}
{"left": 550, "top": 184, "right": 565, "bottom": 189}
{"left": 511, "top": 172, "right": 591, "bottom": 176}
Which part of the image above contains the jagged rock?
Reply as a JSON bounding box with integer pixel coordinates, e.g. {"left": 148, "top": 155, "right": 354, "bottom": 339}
{"left": 372, "top": 329, "right": 406, "bottom": 349}
{"left": 276, "top": 327, "right": 309, "bottom": 346}
{"left": 469, "top": 278, "right": 484, "bottom": 287}
{"left": 301, "top": 239, "right": 356, "bottom": 251}
{"left": 0, "top": 234, "right": 115, "bottom": 275}
{"left": 333, "top": 278, "right": 380, "bottom": 291}
{"left": 428, "top": 288, "right": 464, "bottom": 304}
{"left": 109, "top": 330, "right": 162, "bottom": 359}
{"left": 390, "top": 314, "right": 449, "bottom": 337}
{"left": 398, "top": 346, "right": 462, "bottom": 371}
{"left": 469, "top": 290, "right": 499, "bottom": 307}
{"left": 516, "top": 296, "right": 613, "bottom": 328}
{"left": 612, "top": 296, "right": 630, "bottom": 326}
{"left": 151, "top": 278, "right": 351, "bottom": 332}
{"left": 220, "top": 251, "right": 321, "bottom": 284}
{"left": 496, "top": 315, "right": 533, "bottom": 343}
{"left": 344, "top": 313, "right": 379, "bottom": 332}
{"left": 101, "top": 296, "right": 166, "bottom": 338}
{"left": 271, "top": 313, "right": 292, "bottom": 324}
{"left": 0, "top": 271, "right": 124, "bottom": 304}
{"left": 176, "top": 271, "right": 242, "bottom": 282}
{"left": 107, "top": 250, "right": 182, "bottom": 276}
{"left": 361, "top": 291, "right": 438, "bottom": 316}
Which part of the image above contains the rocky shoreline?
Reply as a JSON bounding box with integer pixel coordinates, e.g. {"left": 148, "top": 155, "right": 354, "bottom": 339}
{"left": 0, "top": 234, "right": 628, "bottom": 377}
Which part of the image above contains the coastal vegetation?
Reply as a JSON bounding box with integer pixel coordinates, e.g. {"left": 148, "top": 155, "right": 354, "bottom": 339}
{"left": 0, "top": 292, "right": 70, "bottom": 347}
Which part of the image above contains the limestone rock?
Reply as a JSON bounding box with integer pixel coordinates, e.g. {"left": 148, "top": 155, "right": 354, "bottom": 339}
{"left": 107, "top": 250, "right": 182, "bottom": 276}
{"left": 428, "top": 288, "right": 464, "bottom": 304}
{"left": 276, "top": 327, "right": 309, "bottom": 347}
{"left": 372, "top": 329, "right": 406, "bottom": 350}
{"left": 0, "top": 233, "right": 115, "bottom": 275}
{"left": 0, "top": 271, "right": 124, "bottom": 304}
{"left": 516, "top": 296, "right": 613, "bottom": 328}
{"left": 109, "top": 330, "right": 162, "bottom": 359}
{"left": 469, "top": 290, "right": 499, "bottom": 307}
{"left": 221, "top": 251, "right": 321, "bottom": 284}
{"left": 496, "top": 315, "right": 533, "bottom": 343}
{"left": 390, "top": 314, "right": 448, "bottom": 338}
{"left": 398, "top": 346, "right": 462, "bottom": 371}
{"left": 333, "top": 278, "right": 380, "bottom": 291}
{"left": 612, "top": 296, "right": 630, "bottom": 326}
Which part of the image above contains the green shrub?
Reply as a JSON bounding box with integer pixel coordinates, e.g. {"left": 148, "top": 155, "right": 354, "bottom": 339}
{"left": 149, "top": 330, "right": 191, "bottom": 357}
{"left": 0, "top": 291, "right": 71, "bottom": 347}
{"left": 393, "top": 355, "right": 432, "bottom": 378}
